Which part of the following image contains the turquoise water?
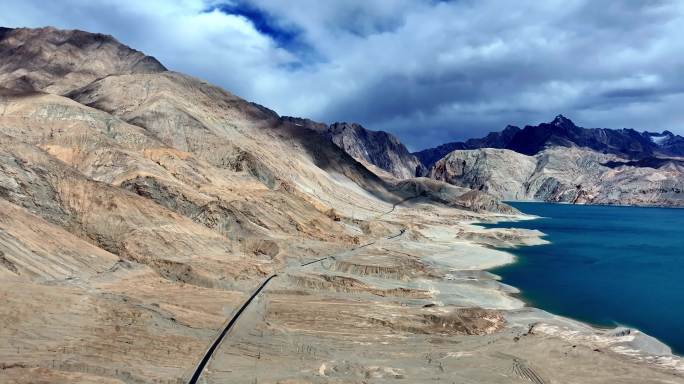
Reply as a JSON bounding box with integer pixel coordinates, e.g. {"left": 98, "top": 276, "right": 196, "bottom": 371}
{"left": 482, "top": 202, "right": 684, "bottom": 355}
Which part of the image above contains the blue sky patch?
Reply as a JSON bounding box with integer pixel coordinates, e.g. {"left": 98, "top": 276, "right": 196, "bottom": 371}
{"left": 209, "top": 3, "right": 299, "bottom": 49}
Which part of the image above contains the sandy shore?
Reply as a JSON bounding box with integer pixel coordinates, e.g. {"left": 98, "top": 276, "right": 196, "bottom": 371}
{"left": 3, "top": 200, "right": 682, "bottom": 383}
{"left": 468, "top": 214, "right": 684, "bottom": 374}
{"left": 197, "top": 204, "right": 684, "bottom": 383}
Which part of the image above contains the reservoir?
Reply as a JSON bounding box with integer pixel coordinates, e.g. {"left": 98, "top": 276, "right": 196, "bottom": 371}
{"left": 483, "top": 202, "right": 684, "bottom": 355}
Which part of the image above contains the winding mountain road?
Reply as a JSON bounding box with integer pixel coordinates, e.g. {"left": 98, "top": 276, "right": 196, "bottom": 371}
{"left": 300, "top": 228, "right": 405, "bottom": 267}
{"left": 186, "top": 195, "right": 420, "bottom": 383}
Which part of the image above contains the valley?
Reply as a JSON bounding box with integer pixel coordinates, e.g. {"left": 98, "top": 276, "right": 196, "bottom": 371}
{"left": 0, "top": 26, "right": 682, "bottom": 384}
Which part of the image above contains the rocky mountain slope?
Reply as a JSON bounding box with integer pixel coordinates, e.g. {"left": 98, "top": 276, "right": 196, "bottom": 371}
{"left": 0, "top": 26, "right": 166, "bottom": 94}
{"left": 325, "top": 122, "right": 425, "bottom": 178}
{"left": 413, "top": 125, "right": 520, "bottom": 168}
{"left": 430, "top": 147, "right": 684, "bottom": 206}
{"left": 0, "top": 27, "right": 562, "bottom": 383}
{"left": 502, "top": 115, "right": 684, "bottom": 157}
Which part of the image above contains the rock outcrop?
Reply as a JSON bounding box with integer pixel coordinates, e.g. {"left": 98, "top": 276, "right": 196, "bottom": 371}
{"left": 430, "top": 147, "right": 684, "bottom": 207}
{"left": 413, "top": 125, "right": 520, "bottom": 168}
{"left": 326, "top": 122, "right": 426, "bottom": 178}
{"left": 412, "top": 141, "right": 469, "bottom": 170}
{"left": 429, "top": 148, "right": 537, "bottom": 201}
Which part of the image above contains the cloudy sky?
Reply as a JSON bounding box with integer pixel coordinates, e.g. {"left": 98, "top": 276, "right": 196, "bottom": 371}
{"left": 2, "top": 0, "right": 684, "bottom": 150}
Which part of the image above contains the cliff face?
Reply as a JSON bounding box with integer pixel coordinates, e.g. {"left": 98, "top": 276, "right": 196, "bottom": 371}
{"left": 429, "top": 148, "right": 538, "bottom": 201}
{"left": 326, "top": 122, "right": 426, "bottom": 179}
{"left": 430, "top": 147, "right": 684, "bottom": 207}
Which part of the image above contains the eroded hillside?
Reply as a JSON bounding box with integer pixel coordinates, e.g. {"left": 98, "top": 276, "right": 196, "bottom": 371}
{"left": 430, "top": 147, "right": 684, "bottom": 207}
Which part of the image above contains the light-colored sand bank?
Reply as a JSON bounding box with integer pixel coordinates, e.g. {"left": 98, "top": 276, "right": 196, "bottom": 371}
{"left": 468, "top": 214, "right": 684, "bottom": 374}
{"left": 201, "top": 205, "right": 684, "bottom": 383}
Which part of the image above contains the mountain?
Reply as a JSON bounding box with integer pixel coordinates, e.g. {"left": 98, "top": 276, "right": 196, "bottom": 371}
{"left": 642, "top": 130, "right": 684, "bottom": 157}
{"left": 3, "top": 26, "right": 680, "bottom": 384}
{"left": 413, "top": 125, "right": 521, "bottom": 169}
{"left": 430, "top": 146, "right": 684, "bottom": 207}
{"left": 0, "top": 26, "right": 166, "bottom": 94}
{"left": 415, "top": 114, "right": 684, "bottom": 207}
{"left": 413, "top": 142, "right": 469, "bottom": 170}
{"left": 0, "top": 27, "right": 540, "bottom": 383}
{"left": 503, "top": 115, "right": 662, "bottom": 157}
{"left": 415, "top": 115, "right": 684, "bottom": 169}
{"left": 462, "top": 124, "right": 522, "bottom": 150}
{"left": 325, "top": 122, "right": 426, "bottom": 178}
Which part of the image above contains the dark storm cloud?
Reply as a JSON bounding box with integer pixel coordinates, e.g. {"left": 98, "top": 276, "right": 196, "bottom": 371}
{"left": 2, "top": 0, "right": 684, "bottom": 150}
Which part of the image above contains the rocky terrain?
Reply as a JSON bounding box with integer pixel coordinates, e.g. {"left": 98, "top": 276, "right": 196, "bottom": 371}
{"left": 415, "top": 115, "right": 684, "bottom": 168}
{"left": 422, "top": 115, "right": 684, "bottom": 207}
{"left": 0, "top": 27, "right": 166, "bottom": 94}
{"left": 501, "top": 115, "right": 684, "bottom": 158}
{"left": 413, "top": 125, "right": 522, "bottom": 169}
{"left": 338, "top": 114, "right": 684, "bottom": 207}
{"left": 324, "top": 115, "right": 684, "bottom": 207}
{"left": 430, "top": 147, "right": 684, "bottom": 206}
{"left": 325, "top": 122, "right": 425, "bottom": 179}
{"left": 1, "top": 26, "right": 683, "bottom": 384}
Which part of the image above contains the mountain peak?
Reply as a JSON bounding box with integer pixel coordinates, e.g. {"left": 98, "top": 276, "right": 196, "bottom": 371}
{"left": 0, "top": 26, "right": 166, "bottom": 94}
{"left": 326, "top": 122, "right": 425, "bottom": 178}
{"left": 551, "top": 114, "right": 576, "bottom": 128}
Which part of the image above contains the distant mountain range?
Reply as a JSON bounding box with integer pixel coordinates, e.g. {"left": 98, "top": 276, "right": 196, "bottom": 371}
{"left": 414, "top": 115, "right": 684, "bottom": 169}
{"left": 324, "top": 115, "right": 684, "bottom": 207}
{"left": 412, "top": 125, "right": 520, "bottom": 169}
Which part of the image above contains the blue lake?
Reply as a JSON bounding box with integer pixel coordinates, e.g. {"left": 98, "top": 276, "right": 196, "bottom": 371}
{"left": 482, "top": 202, "right": 684, "bottom": 355}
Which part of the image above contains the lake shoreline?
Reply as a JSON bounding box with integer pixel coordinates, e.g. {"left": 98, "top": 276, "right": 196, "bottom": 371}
{"left": 473, "top": 205, "right": 684, "bottom": 370}
{"left": 504, "top": 199, "right": 684, "bottom": 210}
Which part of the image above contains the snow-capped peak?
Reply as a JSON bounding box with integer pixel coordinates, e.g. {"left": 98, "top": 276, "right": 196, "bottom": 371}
{"left": 646, "top": 131, "right": 674, "bottom": 146}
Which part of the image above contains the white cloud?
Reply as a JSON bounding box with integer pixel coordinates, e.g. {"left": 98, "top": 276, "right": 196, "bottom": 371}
{"left": 2, "top": 0, "right": 684, "bottom": 149}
